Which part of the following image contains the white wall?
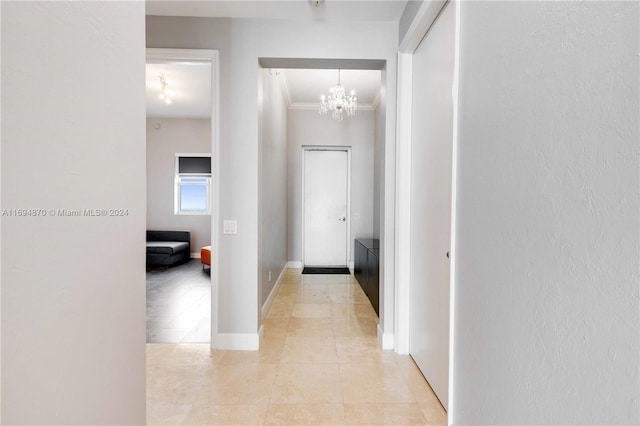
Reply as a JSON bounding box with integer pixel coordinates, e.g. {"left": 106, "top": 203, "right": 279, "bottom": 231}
{"left": 373, "top": 104, "right": 384, "bottom": 240}
{"left": 453, "top": 1, "right": 639, "bottom": 423}
{"left": 287, "top": 109, "right": 375, "bottom": 265}
{"left": 2, "top": 2, "right": 146, "bottom": 424}
{"left": 372, "top": 98, "right": 384, "bottom": 336}
{"left": 146, "top": 118, "right": 212, "bottom": 253}
{"left": 258, "top": 69, "right": 288, "bottom": 309}
{"left": 378, "top": 66, "right": 395, "bottom": 346}
{"left": 147, "top": 16, "right": 398, "bottom": 343}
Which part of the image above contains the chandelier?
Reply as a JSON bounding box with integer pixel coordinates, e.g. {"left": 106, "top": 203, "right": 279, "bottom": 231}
{"left": 319, "top": 70, "right": 357, "bottom": 122}
{"left": 158, "top": 74, "right": 172, "bottom": 104}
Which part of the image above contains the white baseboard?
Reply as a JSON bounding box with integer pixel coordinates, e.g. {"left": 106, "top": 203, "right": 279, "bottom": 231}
{"left": 287, "top": 261, "right": 303, "bottom": 269}
{"left": 377, "top": 323, "right": 395, "bottom": 350}
{"left": 212, "top": 332, "right": 260, "bottom": 351}
{"left": 261, "top": 264, "right": 287, "bottom": 320}
{"left": 190, "top": 252, "right": 201, "bottom": 259}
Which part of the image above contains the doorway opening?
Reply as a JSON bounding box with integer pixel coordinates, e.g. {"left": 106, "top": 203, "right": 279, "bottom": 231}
{"left": 257, "top": 59, "right": 386, "bottom": 334}
{"left": 144, "top": 48, "right": 220, "bottom": 345}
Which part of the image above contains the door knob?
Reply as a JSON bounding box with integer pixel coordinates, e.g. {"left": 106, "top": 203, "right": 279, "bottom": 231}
{"left": 339, "top": 217, "right": 346, "bottom": 222}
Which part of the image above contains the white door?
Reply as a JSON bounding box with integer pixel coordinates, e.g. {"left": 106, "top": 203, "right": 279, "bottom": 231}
{"left": 303, "top": 149, "right": 349, "bottom": 267}
{"left": 409, "top": 1, "right": 455, "bottom": 410}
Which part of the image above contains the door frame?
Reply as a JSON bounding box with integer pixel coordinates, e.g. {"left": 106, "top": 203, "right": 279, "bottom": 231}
{"left": 394, "top": 0, "right": 460, "bottom": 418}
{"left": 301, "top": 146, "right": 352, "bottom": 268}
{"left": 145, "top": 48, "right": 221, "bottom": 350}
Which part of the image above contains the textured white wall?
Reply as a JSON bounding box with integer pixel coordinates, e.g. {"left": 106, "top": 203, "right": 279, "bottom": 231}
{"left": 2, "top": 2, "right": 146, "bottom": 423}
{"left": 287, "top": 109, "right": 376, "bottom": 265}
{"left": 146, "top": 118, "right": 212, "bottom": 253}
{"left": 453, "top": 1, "right": 639, "bottom": 423}
{"left": 258, "top": 69, "right": 288, "bottom": 308}
{"left": 147, "top": 16, "right": 398, "bottom": 339}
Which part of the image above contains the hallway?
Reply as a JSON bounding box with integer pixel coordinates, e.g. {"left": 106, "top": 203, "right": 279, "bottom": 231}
{"left": 147, "top": 268, "right": 447, "bottom": 425}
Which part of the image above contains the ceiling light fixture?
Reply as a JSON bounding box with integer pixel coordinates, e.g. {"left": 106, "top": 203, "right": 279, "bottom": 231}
{"left": 158, "top": 74, "right": 172, "bottom": 105}
{"left": 319, "top": 70, "right": 357, "bottom": 122}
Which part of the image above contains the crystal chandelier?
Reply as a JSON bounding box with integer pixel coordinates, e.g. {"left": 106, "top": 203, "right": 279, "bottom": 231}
{"left": 319, "top": 70, "right": 357, "bottom": 122}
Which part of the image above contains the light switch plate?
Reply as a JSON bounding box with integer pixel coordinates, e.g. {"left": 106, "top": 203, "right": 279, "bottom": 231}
{"left": 223, "top": 220, "right": 237, "bottom": 235}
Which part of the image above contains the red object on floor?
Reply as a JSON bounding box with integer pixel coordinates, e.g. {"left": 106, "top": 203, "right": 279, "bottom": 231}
{"left": 201, "top": 246, "right": 211, "bottom": 267}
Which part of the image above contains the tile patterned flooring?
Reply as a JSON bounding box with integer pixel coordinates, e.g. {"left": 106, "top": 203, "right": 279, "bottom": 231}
{"left": 147, "top": 268, "right": 447, "bottom": 425}
{"left": 146, "top": 260, "right": 211, "bottom": 343}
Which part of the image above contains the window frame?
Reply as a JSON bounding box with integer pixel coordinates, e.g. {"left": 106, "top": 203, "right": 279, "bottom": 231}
{"left": 174, "top": 154, "right": 212, "bottom": 215}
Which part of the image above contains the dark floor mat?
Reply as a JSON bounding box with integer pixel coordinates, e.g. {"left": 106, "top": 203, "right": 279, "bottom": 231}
{"left": 302, "top": 267, "right": 351, "bottom": 275}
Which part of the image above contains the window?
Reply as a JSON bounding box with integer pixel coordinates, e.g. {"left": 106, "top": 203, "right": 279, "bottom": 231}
{"left": 175, "top": 155, "right": 211, "bottom": 215}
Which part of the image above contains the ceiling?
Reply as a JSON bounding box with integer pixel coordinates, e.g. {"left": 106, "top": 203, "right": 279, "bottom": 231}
{"left": 145, "top": 1, "right": 391, "bottom": 117}
{"left": 282, "top": 69, "right": 381, "bottom": 107}
{"left": 145, "top": 0, "right": 407, "bottom": 22}
{"left": 146, "top": 62, "right": 212, "bottom": 118}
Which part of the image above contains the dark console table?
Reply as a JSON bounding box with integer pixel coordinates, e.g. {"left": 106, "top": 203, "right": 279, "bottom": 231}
{"left": 354, "top": 238, "right": 379, "bottom": 316}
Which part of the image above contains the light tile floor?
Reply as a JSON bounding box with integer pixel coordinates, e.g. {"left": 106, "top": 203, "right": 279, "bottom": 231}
{"left": 146, "top": 260, "right": 210, "bottom": 343}
{"left": 147, "top": 268, "right": 447, "bottom": 425}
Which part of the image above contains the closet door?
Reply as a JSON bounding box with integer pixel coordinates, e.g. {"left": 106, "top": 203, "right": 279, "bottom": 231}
{"left": 408, "top": 0, "right": 455, "bottom": 410}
